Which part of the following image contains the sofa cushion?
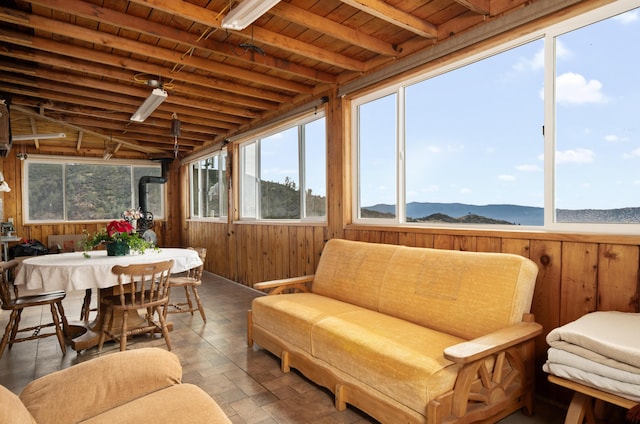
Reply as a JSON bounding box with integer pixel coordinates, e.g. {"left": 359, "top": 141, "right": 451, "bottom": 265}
{"left": 311, "top": 309, "right": 465, "bottom": 413}
{"left": 380, "top": 246, "right": 539, "bottom": 340}
{"left": 20, "top": 348, "right": 183, "bottom": 424}
{"left": 252, "top": 292, "right": 368, "bottom": 353}
{"left": 0, "top": 385, "right": 36, "bottom": 424}
{"left": 79, "top": 384, "right": 231, "bottom": 424}
{"left": 312, "top": 239, "right": 397, "bottom": 310}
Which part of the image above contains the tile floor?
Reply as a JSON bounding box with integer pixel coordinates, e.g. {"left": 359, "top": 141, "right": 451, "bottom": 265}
{"left": 0, "top": 271, "right": 568, "bottom": 423}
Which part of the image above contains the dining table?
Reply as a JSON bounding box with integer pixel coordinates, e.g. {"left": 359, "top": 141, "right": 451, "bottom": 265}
{"left": 14, "top": 248, "right": 203, "bottom": 351}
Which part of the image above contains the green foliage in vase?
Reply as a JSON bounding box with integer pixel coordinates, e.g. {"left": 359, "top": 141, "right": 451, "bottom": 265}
{"left": 82, "top": 219, "right": 157, "bottom": 257}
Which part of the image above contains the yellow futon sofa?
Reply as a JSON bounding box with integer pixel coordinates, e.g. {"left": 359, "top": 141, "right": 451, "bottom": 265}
{"left": 248, "top": 239, "right": 542, "bottom": 424}
{"left": 0, "top": 348, "right": 230, "bottom": 424}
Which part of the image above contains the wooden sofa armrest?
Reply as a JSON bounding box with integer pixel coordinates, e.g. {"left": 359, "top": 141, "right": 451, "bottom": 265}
{"left": 435, "top": 317, "right": 542, "bottom": 421}
{"left": 253, "top": 275, "right": 314, "bottom": 294}
{"left": 444, "top": 321, "right": 543, "bottom": 363}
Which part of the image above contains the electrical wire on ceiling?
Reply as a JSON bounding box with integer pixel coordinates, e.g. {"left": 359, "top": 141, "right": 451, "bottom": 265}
{"left": 168, "top": 4, "right": 229, "bottom": 79}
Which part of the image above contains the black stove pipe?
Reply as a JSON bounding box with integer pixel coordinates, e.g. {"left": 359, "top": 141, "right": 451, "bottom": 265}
{"left": 138, "top": 159, "right": 170, "bottom": 232}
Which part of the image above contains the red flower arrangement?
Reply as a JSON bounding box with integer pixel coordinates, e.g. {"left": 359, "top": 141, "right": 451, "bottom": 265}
{"left": 106, "top": 219, "right": 134, "bottom": 237}
{"left": 83, "top": 219, "right": 155, "bottom": 257}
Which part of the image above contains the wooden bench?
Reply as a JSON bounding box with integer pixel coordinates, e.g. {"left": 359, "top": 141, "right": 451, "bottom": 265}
{"left": 549, "top": 375, "right": 637, "bottom": 424}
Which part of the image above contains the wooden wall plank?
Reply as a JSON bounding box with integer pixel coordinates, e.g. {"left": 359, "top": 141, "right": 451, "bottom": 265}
{"left": 597, "top": 244, "right": 639, "bottom": 312}
{"left": 560, "top": 242, "right": 598, "bottom": 325}
{"left": 529, "top": 240, "right": 562, "bottom": 398}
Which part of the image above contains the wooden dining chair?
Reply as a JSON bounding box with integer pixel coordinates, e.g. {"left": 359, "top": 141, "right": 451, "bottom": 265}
{"left": 98, "top": 260, "right": 174, "bottom": 352}
{"left": 0, "top": 260, "right": 69, "bottom": 359}
{"left": 166, "top": 247, "right": 207, "bottom": 322}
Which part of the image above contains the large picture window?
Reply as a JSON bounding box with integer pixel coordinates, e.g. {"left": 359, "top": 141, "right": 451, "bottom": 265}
{"left": 353, "top": 1, "right": 640, "bottom": 233}
{"left": 25, "top": 158, "right": 164, "bottom": 223}
{"left": 239, "top": 112, "right": 326, "bottom": 221}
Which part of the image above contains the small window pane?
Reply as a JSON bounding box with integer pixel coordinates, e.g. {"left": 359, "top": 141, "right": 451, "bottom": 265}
{"left": 66, "top": 164, "right": 131, "bottom": 220}
{"left": 404, "top": 40, "right": 544, "bottom": 226}
{"left": 261, "top": 127, "right": 300, "bottom": 219}
{"left": 240, "top": 142, "right": 258, "bottom": 218}
{"left": 304, "top": 118, "right": 326, "bottom": 217}
{"left": 555, "top": 9, "right": 640, "bottom": 223}
{"left": 202, "top": 157, "right": 221, "bottom": 218}
{"left": 191, "top": 162, "right": 201, "bottom": 217}
{"left": 27, "top": 163, "right": 64, "bottom": 221}
{"left": 358, "top": 93, "right": 397, "bottom": 219}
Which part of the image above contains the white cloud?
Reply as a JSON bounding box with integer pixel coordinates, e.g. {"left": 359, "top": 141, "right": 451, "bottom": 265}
{"left": 605, "top": 134, "right": 628, "bottom": 143}
{"left": 555, "top": 72, "right": 608, "bottom": 104}
{"left": 498, "top": 174, "right": 516, "bottom": 181}
{"left": 623, "top": 148, "right": 640, "bottom": 159}
{"left": 555, "top": 148, "right": 595, "bottom": 164}
{"left": 427, "top": 145, "right": 442, "bottom": 153}
{"left": 459, "top": 188, "right": 472, "bottom": 194}
{"left": 613, "top": 10, "right": 638, "bottom": 25}
{"left": 516, "top": 164, "right": 542, "bottom": 172}
{"left": 513, "top": 40, "right": 571, "bottom": 72}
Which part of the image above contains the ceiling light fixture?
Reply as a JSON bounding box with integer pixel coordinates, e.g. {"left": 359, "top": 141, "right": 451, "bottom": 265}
{"left": 12, "top": 133, "right": 66, "bottom": 141}
{"left": 130, "top": 88, "right": 168, "bottom": 122}
{"left": 221, "top": 0, "right": 280, "bottom": 31}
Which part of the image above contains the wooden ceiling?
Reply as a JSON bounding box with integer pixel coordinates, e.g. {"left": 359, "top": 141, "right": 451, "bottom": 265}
{"left": 0, "top": 0, "right": 596, "bottom": 160}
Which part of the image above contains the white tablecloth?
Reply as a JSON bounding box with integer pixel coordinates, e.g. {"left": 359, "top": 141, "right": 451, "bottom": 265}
{"left": 15, "top": 248, "right": 202, "bottom": 292}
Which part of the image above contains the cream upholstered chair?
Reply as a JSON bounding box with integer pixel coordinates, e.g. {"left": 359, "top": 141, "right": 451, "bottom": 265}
{"left": 166, "top": 247, "right": 207, "bottom": 322}
{"left": 0, "top": 259, "right": 69, "bottom": 358}
{"left": 98, "top": 260, "right": 174, "bottom": 352}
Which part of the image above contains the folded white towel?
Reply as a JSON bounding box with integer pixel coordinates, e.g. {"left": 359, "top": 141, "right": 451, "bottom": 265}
{"left": 543, "top": 361, "right": 640, "bottom": 402}
{"left": 546, "top": 311, "right": 640, "bottom": 369}
{"left": 547, "top": 347, "right": 640, "bottom": 385}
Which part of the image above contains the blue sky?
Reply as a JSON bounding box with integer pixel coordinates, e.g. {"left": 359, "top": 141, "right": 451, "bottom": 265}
{"left": 358, "top": 5, "right": 639, "bottom": 211}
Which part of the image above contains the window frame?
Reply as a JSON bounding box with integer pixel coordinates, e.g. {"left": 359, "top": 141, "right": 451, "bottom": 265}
{"left": 188, "top": 150, "right": 228, "bottom": 221}
{"left": 351, "top": 0, "right": 640, "bottom": 235}
{"left": 237, "top": 109, "right": 327, "bottom": 223}
{"left": 23, "top": 155, "right": 165, "bottom": 224}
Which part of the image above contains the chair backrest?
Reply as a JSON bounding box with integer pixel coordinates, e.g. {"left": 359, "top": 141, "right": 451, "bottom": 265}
{"left": 0, "top": 260, "right": 19, "bottom": 308}
{"left": 186, "top": 247, "right": 207, "bottom": 280}
{"left": 111, "top": 260, "right": 174, "bottom": 307}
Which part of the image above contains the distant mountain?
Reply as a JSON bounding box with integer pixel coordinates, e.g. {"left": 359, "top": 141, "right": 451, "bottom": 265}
{"left": 362, "top": 202, "right": 640, "bottom": 226}
{"left": 364, "top": 202, "right": 543, "bottom": 225}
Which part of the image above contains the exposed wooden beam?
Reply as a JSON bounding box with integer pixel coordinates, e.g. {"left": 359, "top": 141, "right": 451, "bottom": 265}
{"left": 26, "top": 0, "right": 337, "bottom": 84}
{"left": 454, "top": 0, "right": 491, "bottom": 15}
{"left": 0, "top": 9, "right": 313, "bottom": 95}
{"left": 11, "top": 105, "right": 165, "bottom": 155}
{"left": 0, "top": 38, "right": 291, "bottom": 106}
{"left": 270, "top": 2, "right": 399, "bottom": 56}
{"left": 338, "top": 0, "right": 438, "bottom": 39}
{"left": 127, "top": 0, "right": 367, "bottom": 71}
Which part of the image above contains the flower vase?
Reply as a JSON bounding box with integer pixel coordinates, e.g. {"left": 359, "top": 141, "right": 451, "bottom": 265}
{"left": 106, "top": 241, "right": 130, "bottom": 256}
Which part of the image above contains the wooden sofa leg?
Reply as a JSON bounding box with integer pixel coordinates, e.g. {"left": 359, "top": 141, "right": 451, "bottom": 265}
{"left": 281, "top": 350, "right": 290, "bottom": 373}
{"left": 335, "top": 384, "right": 346, "bottom": 411}
{"left": 247, "top": 310, "right": 253, "bottom": 347}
